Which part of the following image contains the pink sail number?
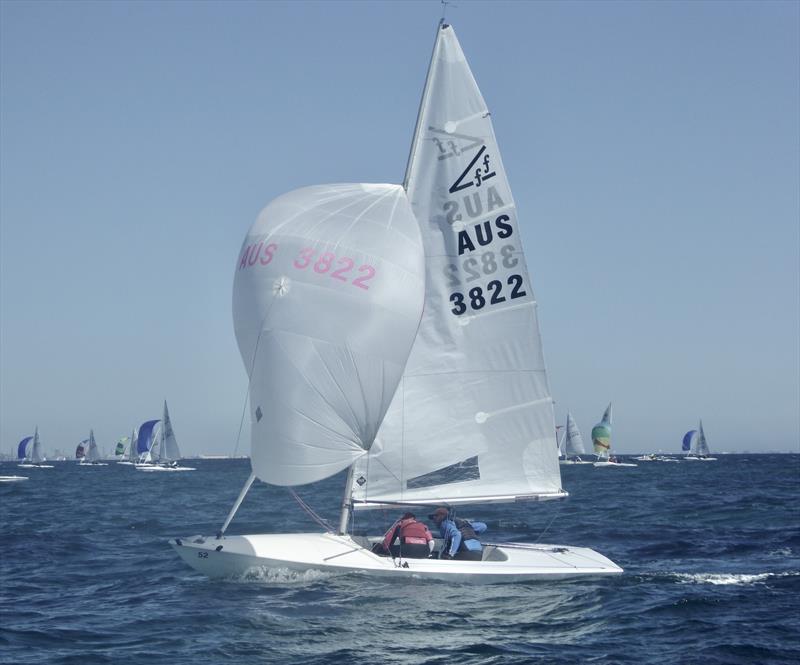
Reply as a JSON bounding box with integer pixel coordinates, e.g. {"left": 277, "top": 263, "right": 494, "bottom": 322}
{"left": 293, "top": 248, "right": 376, "bottom": 290}
{"left": 238, "top": 242, "right": 376, "bottom": 290}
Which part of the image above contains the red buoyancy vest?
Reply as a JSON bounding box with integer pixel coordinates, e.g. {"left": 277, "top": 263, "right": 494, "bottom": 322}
{"left": 398, "top": 519, "right": 432, "bottom": 546}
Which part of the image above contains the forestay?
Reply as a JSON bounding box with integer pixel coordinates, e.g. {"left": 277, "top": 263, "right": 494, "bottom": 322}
{"left": 233, "top": 184, "right": 425, "bottom": 487}
{"left": 352, "top": 24, "right": 563, "bottom": 509}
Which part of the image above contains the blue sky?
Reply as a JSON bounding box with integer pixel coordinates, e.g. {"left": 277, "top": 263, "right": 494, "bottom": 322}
{"left": 1, "top": 0, "right": 798, "bottom": 456}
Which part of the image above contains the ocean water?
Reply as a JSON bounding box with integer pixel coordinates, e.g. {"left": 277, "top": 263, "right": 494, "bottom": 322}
{"left": 1, "top": 454, "right": 798, "bottom": 665}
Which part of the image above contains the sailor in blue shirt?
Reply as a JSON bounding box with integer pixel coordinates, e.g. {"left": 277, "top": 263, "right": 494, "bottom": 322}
{"left": 429, "top": 507, "right": 487, "bottom": 561}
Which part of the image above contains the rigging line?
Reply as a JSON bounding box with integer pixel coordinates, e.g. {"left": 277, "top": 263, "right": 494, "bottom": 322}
{"left": 288, "top": 487, "right": 335, "bottom": 533}
{"left": 533, "top": 500, "right": 564, "bottom": 544}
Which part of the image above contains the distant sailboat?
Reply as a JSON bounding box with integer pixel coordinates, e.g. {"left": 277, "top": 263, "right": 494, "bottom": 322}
{"left": 682, "top": 429, "right": 697, "bottom": 459}
{"left": 559, "top": 413, "right": 592, "bottom": 465}
{"left": 17, "top": 428, "right": 54, "bottom": 469}
{"left": 136, "top": 402, "right": 195, "bottom": 472}
{"left": 685, "top": 420, "right": 716, "bottom": 461}
{"left": 133, "top": 419, "right": 159, "bottom": 467}
{"left": 592, "top": 404, "right": 636, "bottom": 468}
{"left": 114, "top": 436, "right": 129, "bottom": 458}
{"left": 80, "top": 430, "right": 108, "bottom": 466}
{"left": 117, "top": 429, "right": 138, "bottom": 465}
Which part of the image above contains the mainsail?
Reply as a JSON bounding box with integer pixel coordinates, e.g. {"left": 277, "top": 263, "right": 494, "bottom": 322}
{"left": 30, "top": 427, "right": 43, "bottom": 463}
{"left": 232, "top": 184, "right": 426, "bottom": 487}
{"left": 591, "top": 403, "right": 613, "bottom": 458}
{"left": 86, "top": 430, "right": 101, "bottom": 462}
{"left": 128, "top": 428, "right": 138, "bottom": 462}
{"left": 17, "top": 436, "right": 32, "bottom": 460}
{"left": 564, "top": 413, "right": 586, "bottom": 456}
{"left": 696, "top": 420, "right": 710, "bottom": 456}
{"left": 158, "top": 401, "right": 181, "bottom": 462}
{"left": 352, "top": 24, "right": 564, "bottom": 508}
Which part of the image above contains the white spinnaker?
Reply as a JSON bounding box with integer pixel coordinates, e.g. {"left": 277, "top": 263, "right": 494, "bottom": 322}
{"left": 353, "top": 24, "right": 563, "bottom": 508}
{"left": 565, "top": 413, "right": 586, "bottom": 456}
{"left": 160, "top": 401, "right": 181, "bottom": 461}
{"left": 233, "top": 184, "right": 425, "bottom": 487}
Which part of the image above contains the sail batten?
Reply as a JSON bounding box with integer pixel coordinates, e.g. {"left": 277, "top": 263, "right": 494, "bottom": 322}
{"left": 353, "top": 24, "right": 563, "bottom": 509}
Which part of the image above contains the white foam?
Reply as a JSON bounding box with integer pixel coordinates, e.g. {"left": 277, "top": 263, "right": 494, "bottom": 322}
{"left": 674, "top": 571, "right": 798, "bottom": 586}
{"left": 237, "top": 566, "right": 337, "bottom": 585}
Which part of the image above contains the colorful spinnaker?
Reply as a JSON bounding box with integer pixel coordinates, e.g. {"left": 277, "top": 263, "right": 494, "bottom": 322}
{"left": 591, "top": 403, "right": 613, "bottom": 458}
{"left": 682, "top": 429, "right": 697, "bottom": 453}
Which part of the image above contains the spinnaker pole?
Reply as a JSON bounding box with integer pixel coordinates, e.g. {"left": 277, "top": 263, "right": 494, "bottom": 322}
{"left": 217, "top": 471, "right": 256, "bottom": 538}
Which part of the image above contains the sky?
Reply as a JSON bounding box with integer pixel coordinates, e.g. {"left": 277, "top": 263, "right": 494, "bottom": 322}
{"left": 1, "top": 0, "right": 798, "bottom": 457}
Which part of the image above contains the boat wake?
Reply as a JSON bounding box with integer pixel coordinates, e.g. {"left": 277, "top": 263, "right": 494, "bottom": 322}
{"left": 670, "top": 571, "right": 799, "bottom": 586}
{"left": 237, "top": 566, "right": 339, "bottom": 586}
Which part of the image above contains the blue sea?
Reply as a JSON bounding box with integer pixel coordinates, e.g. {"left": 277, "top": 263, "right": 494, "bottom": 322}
{"left": 1, "top": 454, "right": 798, "bottom": 664}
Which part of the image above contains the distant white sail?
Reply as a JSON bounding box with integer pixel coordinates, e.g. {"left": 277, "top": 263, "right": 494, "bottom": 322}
{"left": 352, "top": 24, "right": 563, "bottom": 508}
{"left": 696, "top": 420, "right": 710, "bottom": 456}
{"left": 564, "top": 413, "right": 586, "bottom": 456}
{"left": 233, "top": 184, "right": 426, "bottom": 487}
{"left": 30, "top": 427, "right": 43, "bottom": 463}
{"left": 86, "top": 430, "right": 101, "bottom": 462}
{"left": 159, "top": 401, "right": 181, "bottom": 462}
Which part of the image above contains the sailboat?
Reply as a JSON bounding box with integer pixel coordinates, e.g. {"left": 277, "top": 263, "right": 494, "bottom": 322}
{"left": 171, "top": 22, "right": 622, "bottom": 581}
{"left": 133, "top": 419, "right": 159, "bottom": 468}
{"left": 17, "top": 428, "right": 54, "bottom": 469}
{"left": 118, "top": 428, "right": 138, "bottom": 465}
{"left": 685, "top": 420, "right": 716, "bottom": 461}
{"left": 136, "top": 402, "right": 195, "bottom": 472}
{"left": 79, "top": 430, "right": 108, "bottom": 466}
{"left": 559, "top": 413, "right": 592, "bottom": 464}
{"left": 114, "top": 436, "right": 129, "bottom": 459}
{"left": 592, "top": 404, "right": 636, "bottom": 467}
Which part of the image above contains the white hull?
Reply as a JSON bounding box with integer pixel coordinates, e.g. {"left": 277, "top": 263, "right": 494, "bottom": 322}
{"left": 593, "top": 461, "right": 638, "bottom": 468}
{"left": 559, "top": 460, "right": 593, "bottom": 465}
{"left": 171, "top": 533, "right": 622, "bottom": 583}
{"left": 0, "top": 475, "right": 28, "bottom": 482}
{"left": 79, "top": 462, "right": 109, "bottom": 466}
{"left": 17, "top": 463, "right": 54, "bottom": 469}
{"left": 117, "top": 461, "right": 136, "bottom": 465}
{"left": 136, "top": 464, "right": 195, "bottom": 472}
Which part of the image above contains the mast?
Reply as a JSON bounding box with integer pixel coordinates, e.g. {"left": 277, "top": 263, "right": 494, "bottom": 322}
{"left": 338, "top": 464, "right": 356, "bottom": 535}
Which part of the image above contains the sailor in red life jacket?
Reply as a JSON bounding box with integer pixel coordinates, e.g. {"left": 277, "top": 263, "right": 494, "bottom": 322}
{"left": 373, "top": 512, "right": 435, "bottom": 559}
